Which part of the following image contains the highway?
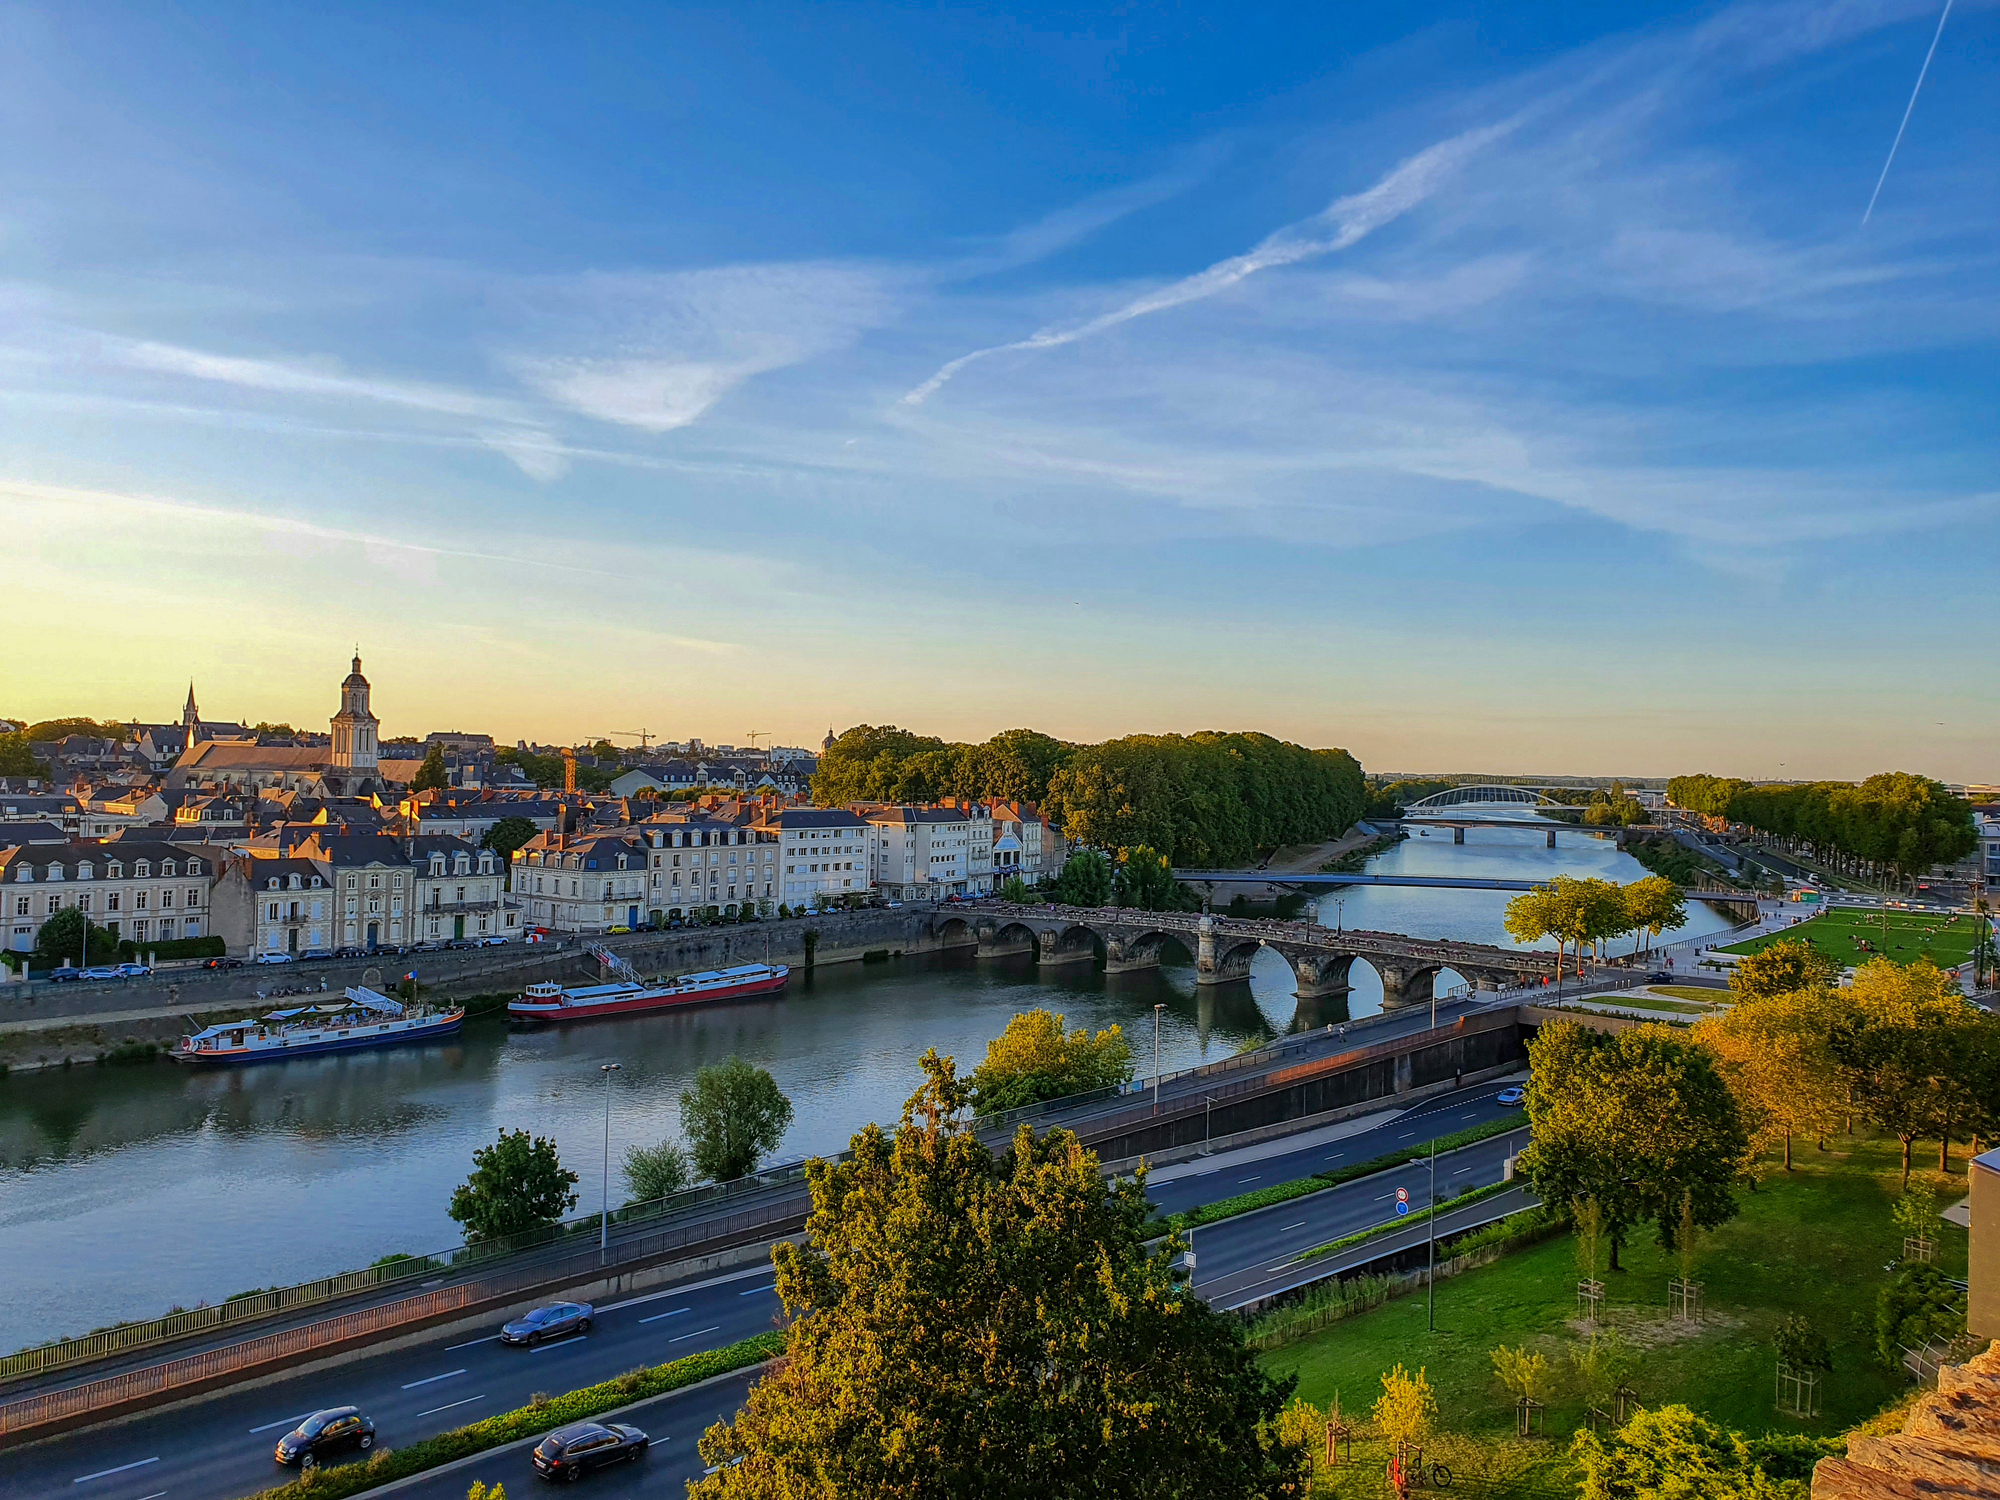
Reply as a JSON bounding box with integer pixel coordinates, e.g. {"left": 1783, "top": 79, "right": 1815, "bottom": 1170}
{"left": 5, "top": 1080, "right": 1528, "bottom": 1500}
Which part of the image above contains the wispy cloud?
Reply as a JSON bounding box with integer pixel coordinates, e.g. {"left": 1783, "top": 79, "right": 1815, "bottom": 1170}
{"left": 901, "top": 119, "right": 1519, "bottom": 405}
{"left": 115, "top": 339, "right": 522, "bottom": 422}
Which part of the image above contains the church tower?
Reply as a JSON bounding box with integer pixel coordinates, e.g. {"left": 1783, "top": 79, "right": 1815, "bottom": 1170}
{"left": 182, "top": 683, "right": 201, "bottom": 742}
{"left": 330, "top": 653, "right": 380, "bottom": 775}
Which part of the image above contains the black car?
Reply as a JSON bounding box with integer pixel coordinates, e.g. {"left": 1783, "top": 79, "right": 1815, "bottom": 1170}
{"left": 47, "top": 968, "right": 83, "bottom": 983}
{"left": 274, "top": 1406, "right": 375, "bottom": 1468}
{"left": 501, "top": 1300, "right": 593, "bottom": 1346}
{"left": 1646, "top": 970, "right": 1674, "bottom": 983}
{"left": 532, "top": 1421, "right": 648, "bottom": 1480}
{"left": 200, "top": 956, "right": 244, "bottom": 970}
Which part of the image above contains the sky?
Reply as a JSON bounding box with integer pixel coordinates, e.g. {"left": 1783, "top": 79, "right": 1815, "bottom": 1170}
{"left": 3, "top": 1, "right": 1996, "bottom": 780}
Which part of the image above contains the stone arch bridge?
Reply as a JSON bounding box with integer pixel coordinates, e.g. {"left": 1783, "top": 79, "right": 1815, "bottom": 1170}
{"left": 937, "top": 902, "right": 1559, "bottom": 1010}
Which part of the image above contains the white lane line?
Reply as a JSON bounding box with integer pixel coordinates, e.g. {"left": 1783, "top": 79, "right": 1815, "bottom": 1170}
{"left": 739, "top": 1286, "right": 771, "bottom": 1297}
{"left": 1237, "top": 1176, "right": 1260, "bottom": 1183}
{"left": 445, "top": 1334, "right": 500, "bottom": 1351}
{"left": 527, "top": 1336, "right": 586, "bottom": 1354}
{"left": 669, "top": 1324, "right": 721, "bottom": 1343}
{"left": 73, "top": 1458, "right": 160, "bottom": 1484}
{"left": 402, "top": 1367, "right": 467, "bottom": 1389}
{"left": 1375, "top": 1192, "right": 1394, "bottom": 1201}
{"left": 640, "top": 1306, "right": 691, "bottom": 1324}
{"left": 135, "top": 1493, "right": 168, "bottom": 1500}
{"left": 1397, "top": 1132, "right": 1415, "bottom": 1140}
{"left": 417, "top": 1393, "right": 488, "bottom": 1418}
{"left": 250, "top": 1411, "right": 311, "bottom": 1434}
{"left": 1281, "top": 1221, "right": 1306, "bottom": 1231}
{"left": 597, "top": 1262, "right": 774, "bottom": 1314}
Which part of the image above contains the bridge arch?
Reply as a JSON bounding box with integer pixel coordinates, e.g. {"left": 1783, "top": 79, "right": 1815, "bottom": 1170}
{"left": 1400, "top": 784, "right": 1571, "bottom": 811}
{"left": 978, "top": 921, "right": 1038, "bottom": 959}
{"left": 937, "top": 916, "right": 976, "bottom": 949}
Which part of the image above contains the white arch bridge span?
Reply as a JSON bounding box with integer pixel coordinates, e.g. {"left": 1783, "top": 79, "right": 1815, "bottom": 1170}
{"left": 938, "top": 902, "right": 1559, "bottom": 1010}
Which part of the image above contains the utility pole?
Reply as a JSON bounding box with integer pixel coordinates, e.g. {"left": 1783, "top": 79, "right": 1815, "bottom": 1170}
{"left": 1153, "top": 1003, "right": 1165, "bottom": 1114}
{"left": 1426, "top": 1130, "right": 1438, "bottom": 1332}
{"left": 599, "top": 1062, "right": 621, "bottom": 1264}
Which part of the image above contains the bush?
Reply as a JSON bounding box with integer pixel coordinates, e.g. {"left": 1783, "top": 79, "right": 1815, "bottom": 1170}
{"left": 1875, "top": 1261, "right": 1963, "bottom": 1367}
{"left": 117, "top": 935, "right": 226, "bottom": 962}
{"left": 241, "top": 1332, "right": 782, "bottom": 1500}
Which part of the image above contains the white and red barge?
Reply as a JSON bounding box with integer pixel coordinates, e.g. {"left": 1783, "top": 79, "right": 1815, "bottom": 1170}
{"left": 506, "top": 962, "right": 790, "bottom": 1023}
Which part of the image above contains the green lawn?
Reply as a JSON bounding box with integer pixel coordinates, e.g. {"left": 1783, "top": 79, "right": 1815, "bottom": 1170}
{"left": 1260, "top": 1135, "right": 1966, "bottom": 1447}
{"left": 1644, "top": 985, "right": 1730, "bottom": 1006}
{"left": 1722, "top": 909, "right": 1983, "bottom": 970}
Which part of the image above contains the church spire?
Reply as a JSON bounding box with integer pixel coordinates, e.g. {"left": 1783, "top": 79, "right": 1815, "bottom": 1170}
{"left": 182, "top": 682, "right": 200, "bottom": 739}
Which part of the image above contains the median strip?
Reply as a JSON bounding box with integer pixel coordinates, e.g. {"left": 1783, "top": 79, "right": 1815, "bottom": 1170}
{"left": 237, "top": 1330, "right": 783, "bottom": 1500}
{"left": 1292, "top": 1179, "right": 1516, "bottom": 1263}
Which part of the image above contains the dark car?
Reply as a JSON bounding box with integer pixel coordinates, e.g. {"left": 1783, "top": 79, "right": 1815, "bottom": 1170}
{"left": 1646, "top": 970, "right": 1673, "bottom": 983}
{"left": 531, "top": 1421, "right": 648, "bottom": 1480}
{"left": 47, "top": 967, "right": 83, "bottom": 983}
{"left": 201, "top": 956, "right": 244, "bottom": 970}
{"left": 500, "top": 1300, "right": 593, "bottom": 1346}
{"left": 274, "top": 1406, "right": 375, "bottom": 1469}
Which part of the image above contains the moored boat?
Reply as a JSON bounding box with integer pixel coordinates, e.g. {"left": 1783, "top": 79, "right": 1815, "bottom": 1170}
{"left": 172, "top": 986, "right": 464, "bottom": 1064}
{"left": 507, "top": 962, "right": 790, "bottom": 1023}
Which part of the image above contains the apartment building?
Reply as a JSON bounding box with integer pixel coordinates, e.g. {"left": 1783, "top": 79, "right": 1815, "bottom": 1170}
{"left": 512, "top": 830, "right": 654, "bottom": 933}
{"left": 2, "top": 840, "right": 220, "bottom": 954}
{"left": 211, "top": 856, "right": 335, "bottom": 957}
{"left": 863, "top": 802, "right": 990, "bottom": 901}
{"left": 755, "top": 807, "right": 874, "bottom": 908}
{"left": 408, "top": 835, "right": 511, "bottom": 944}
{"left": 625, "top": 821, "right": 778, "bottom": 920}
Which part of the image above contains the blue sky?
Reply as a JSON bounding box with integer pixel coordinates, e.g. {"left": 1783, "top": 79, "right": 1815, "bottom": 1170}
{"left": 3, "top": 1, "right": 1995, "bottom": 779}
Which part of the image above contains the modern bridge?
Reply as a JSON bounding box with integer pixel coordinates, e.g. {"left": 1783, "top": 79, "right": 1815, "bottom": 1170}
{"left": 1173, "top": 867, "right": 1760, "bottom": 911}
{"left": 938, "top": 901, "right": 1562, "bottom": 1006}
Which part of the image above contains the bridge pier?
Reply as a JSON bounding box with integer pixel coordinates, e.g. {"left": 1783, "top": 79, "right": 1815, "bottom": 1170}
{"left": 1378, "top": 960, "right": 1444, "bottom": 1011}
{"left": 1278, "top": 948, "right": 1354, "bottom": 1002}
{"left": 1102, "top": 933, "right": 1160, "bottom": 975}
{"left": 1453, "top": 826, "right": 1465, "bottom": 844}
{"left": 1547, "top": 828, "right": 1557, "bottom": 848}
{"left": 1035, "top": 928, "right": 1096, "bottom": 968}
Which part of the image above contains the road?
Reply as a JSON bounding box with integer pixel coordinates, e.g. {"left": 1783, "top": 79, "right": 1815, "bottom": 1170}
{"left": 6, "top": 1082, "right": 1529, "bottom": 1500}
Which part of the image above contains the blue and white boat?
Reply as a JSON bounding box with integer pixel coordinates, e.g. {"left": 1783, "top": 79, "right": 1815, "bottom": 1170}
{"left": 171, "top": 986, "right": 464, "bottom": 1065}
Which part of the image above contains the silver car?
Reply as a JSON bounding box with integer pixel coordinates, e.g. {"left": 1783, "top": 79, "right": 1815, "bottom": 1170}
{"left": 499, "top": 1300, "right": 593, "bottom": 1347}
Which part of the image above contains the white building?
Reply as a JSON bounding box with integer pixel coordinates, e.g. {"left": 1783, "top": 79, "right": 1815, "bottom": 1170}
{"left": 756, "top": 808, "right": 874, "bottom": 908}
{"left": 512, "top": 830, "right": 659, "bottom": 933}
{"left": 2, "top": 841, "right": 220, "bottom": 955}
{"left": 626, "top": 821, "right": 778, "bottom": 920}
{"left": 211, "top": 856, "right": 335, "bottom": 958}
{"left": 863, "top": 803, "right": 990, "bottom": 901}
{"left": 408, "top": 836, "right": 510, "bottom": 944}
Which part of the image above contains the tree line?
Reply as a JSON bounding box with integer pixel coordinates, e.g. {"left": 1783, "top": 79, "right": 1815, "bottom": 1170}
{"left": 815, "top": 725, "right": 1366, "bottom": 869}
{"left": 1502, "top": 875, "right": 1688, "bottom": 977}
{"left": 1667, "top": 772, "right": 1976, "bottom": 881}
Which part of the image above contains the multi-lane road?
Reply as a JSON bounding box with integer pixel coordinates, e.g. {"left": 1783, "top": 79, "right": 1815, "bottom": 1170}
{"left": 7, "top": 1077, "right": 1528, "bottom": 1500}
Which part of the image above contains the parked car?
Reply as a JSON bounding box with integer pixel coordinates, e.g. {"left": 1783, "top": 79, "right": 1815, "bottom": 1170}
{"left": 447, "top": 938, "right": 478, "bottom": 950}
{"left": 1496, "top": 1086, "right": 1526, "bottom": 1107}
{"left": 47, "top": 967, "right": 83, "bottom": 983}
{"left": 201, "top": 957, "right": 244, "bottom": 970}
{"left": 607, "top": 924, "right": 631, "bottom": 934}
{"left": 112, "top": 962, "right": 150, "bottom": 978}
{"left": 531, "top": 1421, "right": 648, "bottom": 1479}
{"left": 479, "top": 934, "right": 508, "bottom": 946}
{"left": 255, "top": 952, "right": 297, "bottom": 965}
{"left": 80, "top": 966, "right": 121, "bottom": 981}
{"left": 274, "top": 1406, "right": 376, "bottom": 1469}
{"left": 334, "top": 946, "right": 366, "bottom": 960}
{"left": 501, "top": 1300, "right": 593, "bottom": 1347}
{"left": 300, "top": 949, "right": 334, "bottom": 961}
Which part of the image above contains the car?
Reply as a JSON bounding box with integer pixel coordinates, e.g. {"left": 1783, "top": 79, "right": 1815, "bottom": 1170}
{"left": 201, "top": 957, "right": 244, "bottom": 970}
{"left": 255, "top": 952, "right": 296, "bottom": 965}
{"left": 334, "top": 946, "right": 366, "bottom": 959}
{"left": 479, "top": 933, "right": 508, "bottom": 946}
{"left": 531, "top": 1421, "right": 648, "bottom": 1480}
{"left": 113, "top": 962, "right": 150, "bottom": 978}
{"left": 447, "top": 937, "right": 479, "bottom": 950}
{"left": 80, "top": 966, "right": 121, "bottom": 980}
{"left": 1496, "top": 1086, "right": 1526, "bottom": 1107}
{"left": 47, "top": 967, "right": 83, "bottom": 983}
{"left": 299, "top": 949, "right": 334, "bottom": 961}
{"left": 887, "top": 900, "right": 904, "bottom": 909}
{"left": 1646, "top": 970, "right": 1673, "bottom": 983}
{"left": 274, "top": 1406, "right": 376, "bottom": 1469}
{"left": 500, "top": 1300, "right": 593, "bottom": 1347}
{"left": 607, "top": 925, "right": 631, "bottom": 934}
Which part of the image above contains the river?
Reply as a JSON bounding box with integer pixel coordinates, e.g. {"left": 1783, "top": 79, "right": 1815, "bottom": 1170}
{"left": 0, "top": 819, "right": 1738, "bottom": 1351}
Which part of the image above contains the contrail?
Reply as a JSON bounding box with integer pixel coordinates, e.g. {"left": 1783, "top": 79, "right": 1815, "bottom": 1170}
{"left": 1863, "top": 0, "right": 1953, "bottom": 226}
{"left": 902, "top": 119, "right": 1517, "bottom": 406}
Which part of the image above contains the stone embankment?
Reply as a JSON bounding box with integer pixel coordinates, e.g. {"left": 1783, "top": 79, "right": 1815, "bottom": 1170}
{"left": 0, "top": 904, "right": 952, "bottom": 1072}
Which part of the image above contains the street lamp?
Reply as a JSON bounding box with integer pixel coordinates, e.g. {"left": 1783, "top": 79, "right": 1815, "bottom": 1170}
{"left": 1153, "top": 1003, "right": 1165, "bottom": 1114}
{"left": 1334, "top": 898, "right": 1346, "bottom": 935}
{"left": 1203, "top": 1093, "right": 1217, "bottom": 1155}
{"left": 599, "top": 1062, "right": 621, "bottom": 1264}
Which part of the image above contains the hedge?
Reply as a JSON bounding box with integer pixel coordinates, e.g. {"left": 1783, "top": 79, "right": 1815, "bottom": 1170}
{"left": 1159, "top": 1113, "right": 1524, "bottom": 1233}
{"left": 241, "top": 1329, "right": 784, "bottom": 1500}
{"left": 118, "top": 935, "right": 226, "bottom": 961}
{"left": 1294, "top": 1178, "right": 1518, "bottom": 1262}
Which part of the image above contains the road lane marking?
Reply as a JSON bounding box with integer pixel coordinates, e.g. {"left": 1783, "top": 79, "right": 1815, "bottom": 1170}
{"left": 641, "top": 1306, "right": 691, "bottom": 1323}
{"left": 739, "top": 1286, "right": 771, "bottom": 1296}
{"left": 1397, "top": 1132, "right": 1415, "bottom": 1140}
{"left": 1281, "top": 1221, "right": 1306, "bottom": 1231}
{"left": 135, "top": 1493, "right": 167, "bottom": 1500}
{"left": 1237, "top": 1176, "right": 1260, "bottom": 1183}
{"left": 402, "top": 1368, "right": 467, "bottom": 1389}
{"left": 250, "top": 1412, "right": 311, "bottom": 1434}
{"left": 669, "top": 1325, "right": 721, "bottom": 1343}
{"left": 527, "top": 1336, "right": 586, "bottom": 1354}
{"left": 417, "top": 1393, "right": 488, "bottom": 1418}
{"left": 598, "top": 1262, "right": 773, "bottom": 1314}
{"left": 72, "top": 1458, "right": 159, "bottom": 1483}
{"left": 445, "top": 1334, "right": 500, "bottom": 1351}
{"left": 1375, "top": 1192, "right": 1394, "bottom": 1200}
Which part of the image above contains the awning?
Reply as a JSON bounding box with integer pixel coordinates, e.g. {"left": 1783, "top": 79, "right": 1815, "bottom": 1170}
{"left": 186, "top": 1020, "right": 260, "bottom": 1041}
{"left": 264, "top": 1007, "right": 311, "bottom": 1019}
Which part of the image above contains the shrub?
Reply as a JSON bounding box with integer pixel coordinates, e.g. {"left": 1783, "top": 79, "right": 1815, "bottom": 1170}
{"left": 1875, "top": 1261, "right": 1963, "bottom": 1367}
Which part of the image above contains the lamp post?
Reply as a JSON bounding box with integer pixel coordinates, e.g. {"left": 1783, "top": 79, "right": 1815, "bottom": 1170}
{"left": 599, "top": 1062, "right": 621, "bottom": 1264}
{"left": 1153, "top": 1003, "right": 1165, "bottom": 1114}
{"left": 1334, "top": 898, "right": 1345, "bottom": 935}
{"left": 1203, "top": 1093, "right": 1216, "bottom": 1155}
{"left": 1426, "top": 1129, "right": 1438, "bottom": 1332}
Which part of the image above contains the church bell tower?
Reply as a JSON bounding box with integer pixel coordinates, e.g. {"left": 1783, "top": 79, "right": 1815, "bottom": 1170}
{"left": 330, "top": 652, "right": 380, "bottom": 776}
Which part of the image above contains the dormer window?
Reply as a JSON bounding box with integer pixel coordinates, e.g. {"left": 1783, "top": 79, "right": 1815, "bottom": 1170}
{"left": 163, "top": 860, "right": 177, "bottom": 877}
{"left": 188, "top": 859, "right": 202, "bottom": 875}
{"left": 431, "top": 855, "right": 445, "bottom": 876}
{"left": 108, "top": 862, "right": 122, "bottom": 879}
{"left": 77, "top": 862, "right": 93, "bottom": 880}
{"left": 311, "top": 876, "right": 324, "bottom": 888}
{"left": 267, "top": 876, "right": 279, "bottom": 889}
{"left": 289, "top": 875, "right": 301, "bottom": 890}
{"left": 135, "top": 861, "right": 150, "bottom": 878}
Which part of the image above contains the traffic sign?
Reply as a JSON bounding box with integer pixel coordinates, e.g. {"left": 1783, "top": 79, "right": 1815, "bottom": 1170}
{"left": 1396, "top": 1187, "right": 1409, "bottom": 1203}
{"left": 1395, "top": 1200, "right": 1409, "bottom": 1216}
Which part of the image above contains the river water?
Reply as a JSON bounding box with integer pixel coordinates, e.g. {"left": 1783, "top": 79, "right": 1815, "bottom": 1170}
{"left": 0, "top": 820, "right": 1737, "bottom": 1351}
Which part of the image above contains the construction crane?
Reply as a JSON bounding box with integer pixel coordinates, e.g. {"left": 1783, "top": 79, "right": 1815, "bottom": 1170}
{"left": 590, "top": 729, "right": 654, "bottom": 751}
{"left": 745, "top": 730, "right": 770, "bottom": 752}
{"left": 559, "top": 746, "right": 578, "bottom": 795}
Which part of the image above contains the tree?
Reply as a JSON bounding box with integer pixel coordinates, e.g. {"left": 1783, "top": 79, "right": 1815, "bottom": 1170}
{"left": 590, "top": 739, "right": 618, "bottom": 761}
{"left": 1520, "top": 1021, "right": 1749, "bottom": 1271}
{"left": 0, "top": 733, "right": 48, "bottom": 777}
{"left": 34, "top": 907, "right": 118, "bottom": 967}
{"left": 1490, "top": 1346, "right": 1550, "bottom": 1407}
{"left": 1891, "top": 1183, "right": 1939, "bottom": 1244}
{"left": 480, "top": 815, "right": 539, "bottom": 867}
{"left": 1505, "top": 876, "right": 1627, "bottom": 980}
{"left": 680, "top": 1057, "right": 794, "bottom": 1183}
{"left": 1050, "top": 849, "right": 1113, "bottom": 908}
{"left": 624, "top": 1138, "right": 693, "bottom": 1203}
{"left": 448, "top": 1129, "right": 579, "bottom": 1242}
{"left": 1372, "top": 1364, "right": 1437, "bottom": 1450}
{"left": 690, "top": 1051, "right": 1306, "bottom": 1499}
{"left": 1775, "top": 1315, "right": 1831, "bottom": 1374}
{"left": 999, "top": 875, "right": 1034, "bottom": 903}
{"left": 1875, "top": 1261, "right": 1963, "bottom": 1367}
{"left": 1572, "top": 1405, "right": 1774, "bottom": 1500}
{"left": 411, "top": 743, "right": 450, "bottom": 792}
{"left": 1113, "top": 845, "right": 1182, "bottom": 911}
{"left": 1622, "top": 877, "right": 1686, "bottom": 956}
{"left": 1829, "top": 959, "right": 1983, "bottom": 1186}
{"left": 1727, "top": 939, "right": 1838, "bottom": 1002}
{"left": 1695, "top": 987, "right": 1848, "bottom": 1170}
{"left": 967, "top": 1009, "right": 1133, "bottom": 1112}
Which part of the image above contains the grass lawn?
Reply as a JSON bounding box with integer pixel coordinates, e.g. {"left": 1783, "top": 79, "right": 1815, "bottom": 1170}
{"left": 1644, "top": 985, "right": 1731, "bottom": 1006}
{"left": 1260, "top": 1135, "right": 1968, "bottom": 1449}
{"left": 1721, "top": 908, "right": 1982, "bottom": 970}
{"left": 1607, "top": 992, "right": 1719, "bottom": 1015}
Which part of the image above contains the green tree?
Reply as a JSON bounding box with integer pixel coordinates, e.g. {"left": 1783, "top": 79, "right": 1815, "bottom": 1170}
{"left": 447, "top": 1129, "right": 579, "bottom": 1242}
{"left": 590, "top": 739, "right": 618, "bottom": 761}
{"left": 680, "top": 1057, "right": 794, "bottom": 1182}
{"left": 1875, "top": 1261, "right": 1963, "bottom": 1367}
{"left": 33, "top": 907, "right": 119, "bottom": 967}
{"left": 1505, "top": 875, "right": 1624, "bottom": 979}
{"left": 1695, "top": 986, "right": 1848, "bottom": 1170}
{"left": 1622, "top": 876, "right": 1686, "bottom": 955}
{"left": 623, "top": 1138, "right": 693, "bottom": 1203}
{"left": 479, "top": 815, "right": 540, "bottom": 886}
{"left": 967, "top": 1009, "right": 1134, "bottom": 1112}
{"left": 0, "top": 733, "right": 48, "bottom": 777}
{"left": 411, "top": 743, "right": 450, "bottom": 792}
{"left": 1727, "top": 938, "right": 1838, "bottom": 1001}
{"left": 1112, "top": 845, "right": 1182, "bottom": 911}
{"left": 689, "top": 1051, "right": 1306, "bottom": 1499}
{"left": 1050, "top": 849, "right": 1113, "bottom": 907}
{"left": 1372, "top": 1363, "right": 1437, "bottom": 1450}
{"left": 1572, "top": 1404, "right": 1777, "bottom": 1500}
{"left": 1774, "top": 1315, "right": 1832, "bottom": 1374}
{"left": 1520, "top": 1021, "right": 1748, "bottom": 1271}
{"left": 999, "top": 875, "right": 1034, "bottom": 903}
{"left": 1829, "top": 959, "right": 1981, "bottom": 1186}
